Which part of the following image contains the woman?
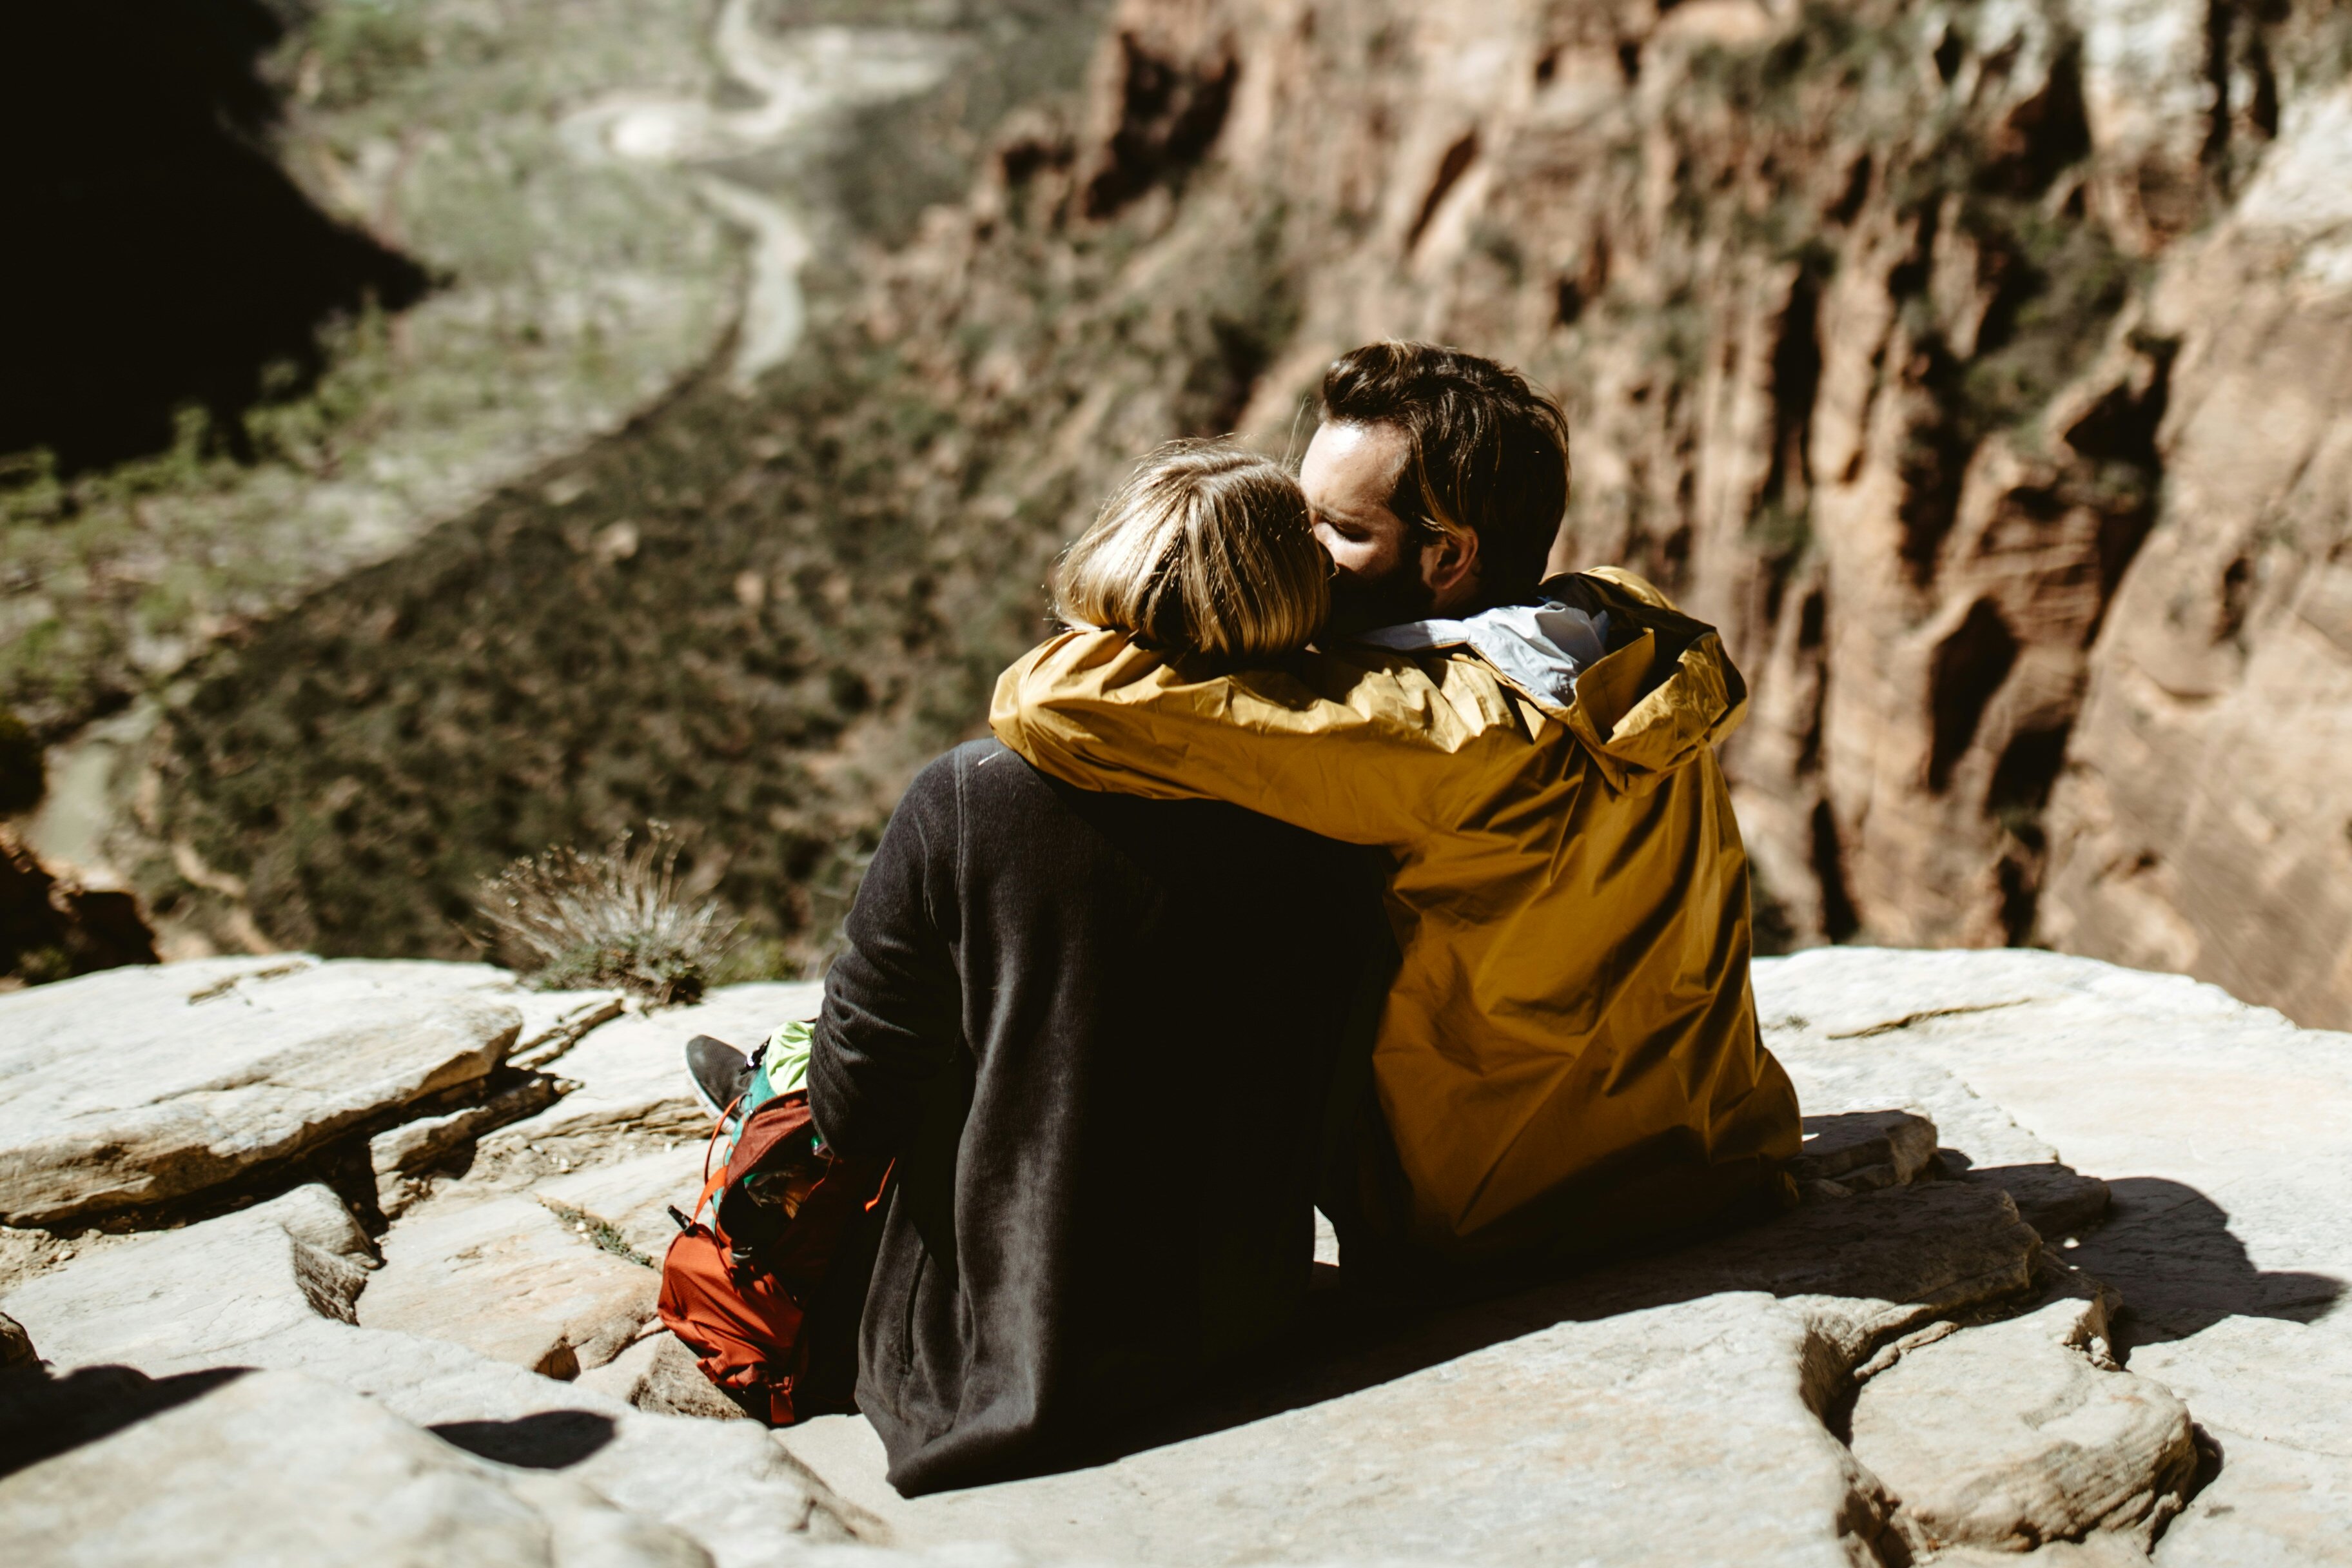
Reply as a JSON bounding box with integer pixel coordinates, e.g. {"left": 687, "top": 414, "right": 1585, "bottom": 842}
{"left": 806, "top": 441, "right": 1389, "bottom": 1495}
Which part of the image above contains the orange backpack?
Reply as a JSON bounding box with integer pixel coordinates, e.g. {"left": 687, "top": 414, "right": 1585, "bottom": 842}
{"left": 658, "top": 1090, "right": 890, "bottom": 1425}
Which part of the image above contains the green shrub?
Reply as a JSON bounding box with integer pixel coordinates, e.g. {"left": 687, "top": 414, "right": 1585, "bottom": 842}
{"left": 542, "top": 1201, "right": 653, "bottom": 1267}
{"left": 474, "top": 823, "right": 738, "bottom": 1005}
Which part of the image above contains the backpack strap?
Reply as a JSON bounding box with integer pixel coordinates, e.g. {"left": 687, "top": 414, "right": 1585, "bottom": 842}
{"left": 691, "top": 1095, "right": 743, "bottom": 1226}
{"left": 692, "top": 1164, "right": 733, "bottom": 1227}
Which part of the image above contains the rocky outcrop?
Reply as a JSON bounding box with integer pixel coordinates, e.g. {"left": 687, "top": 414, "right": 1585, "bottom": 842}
{"left": 774, "top": 946, "right": 2347, "bottom": 1566}
{"left": 0, "top": 956, "right": 523, "bottom": 1225}
{"left": 362, "top": 1195, "right": 664, "bottom": 1380}
{"left": 785, "top": 1176, "right": 2048, "bottom": 1567}
{"left": 1851, "top": 1295, "right": 2195, "bottom": 1554}
{"left": 0, "top": 1183, "right": 851, "bottom": 1567}
{"left": 0, "top": 825, "right": 156, "bottom": 988}
{"left": 3, "top": 947, "right": 2340, "bottom": 1565}
{"left": 1759, "top": 947, "right": 2352, "bottom": 1565}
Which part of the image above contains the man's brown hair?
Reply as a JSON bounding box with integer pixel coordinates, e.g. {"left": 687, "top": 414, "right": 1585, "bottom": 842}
{"left": 1319, "top": 342, "right": 1572, "bottom": 602}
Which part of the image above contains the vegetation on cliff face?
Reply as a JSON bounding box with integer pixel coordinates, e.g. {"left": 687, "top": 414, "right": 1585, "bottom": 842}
{"left": 118, "top": 0, "right": 1137, "bottom": 971}
{"left": 0, "top": 0, "right": 733, "bottom": 743}
{"left": 138, "top": 59, "right": 1271, "bottom": 968}
{"left": 1527, "top": 0, "right": 2168, "bottom": 946}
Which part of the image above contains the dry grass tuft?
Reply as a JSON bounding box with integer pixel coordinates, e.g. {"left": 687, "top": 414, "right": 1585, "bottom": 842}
{"left": 475, "top": 823, "right": 736, "bottom": 1006}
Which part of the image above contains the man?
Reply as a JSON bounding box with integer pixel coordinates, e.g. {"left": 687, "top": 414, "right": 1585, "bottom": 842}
{"left": 991, "top": 341, "right": 1801, "bottom": 1261}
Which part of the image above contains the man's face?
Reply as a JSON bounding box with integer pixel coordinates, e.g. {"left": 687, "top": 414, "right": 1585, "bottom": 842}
{"left": 1301, "top": 420, "right": 1477, "bottom": 638}
{"left": 1302, "top": 420, "right": 1432, "bottom": 638}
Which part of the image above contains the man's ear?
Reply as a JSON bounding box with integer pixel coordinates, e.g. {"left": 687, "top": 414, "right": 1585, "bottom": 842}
{"left": 1420, "top": 527, "right": 1482, "bottom": 609}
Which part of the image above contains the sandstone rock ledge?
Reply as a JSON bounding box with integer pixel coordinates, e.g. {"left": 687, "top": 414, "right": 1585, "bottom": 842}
{"left": 0, "top": 948, "right": 2343, "bottom": 1567}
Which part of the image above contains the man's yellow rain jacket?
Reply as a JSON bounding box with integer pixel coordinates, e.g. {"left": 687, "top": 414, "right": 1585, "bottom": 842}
{"left": 990, "top": 567, "right": 1801, "bottom": 1257}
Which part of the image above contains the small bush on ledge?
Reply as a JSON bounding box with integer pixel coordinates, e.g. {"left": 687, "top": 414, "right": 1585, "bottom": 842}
{"left": 475, "top": 823, "right": 737, "bottom": 1006}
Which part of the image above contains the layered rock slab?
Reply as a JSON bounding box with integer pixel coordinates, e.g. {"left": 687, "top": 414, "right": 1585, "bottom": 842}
{"left": 1789, "top": 1109, "right": 1939, "bottom": 1197}
{"left": 2132, "top": 1315, "right": 2352, "bottom": 1567}
{"left": 1851, "top": 1297, "right": 2194, "bottom": 1553}
{"left": 373, "top": 1073, "right": 572, "bottom": 1219}
{"left": 362, "top": 1193, "right": 662, "bottom": 1378}
{"left": 796, "top": 1292, "right": 1893, "bottom": 1568}
{"left": 0, "top": 1184, "right": 847, "bottom": 1568}
{"left": 1, "top": 1185, "right": 382, "bottom": 1369}
{"left": 532, "top": 1144, "right": 710, "bottom": 1267}
{"left": 780, "top": 947, "right": 2351, "bottom": 1565}
{"left": 354, "top": 987, "right": 808, "bottom": 1384}
{"left": 1756, "top": 947, "right": 2352, "bottom": 1564}
{"left": 1755, "top": 947, "right": 2352, "bottom": 1332}
{"left": 6, "top": 952, "right": 2344, "bottom": 1565}
{"left": 578, "top": 1330, "right": 751, "bottom": 1423}
{"left": 0, "top": 956, "right": 524, "bottom": 1224}
{"left": 0, "top": 1369, "right": 714, "bottom": 1568}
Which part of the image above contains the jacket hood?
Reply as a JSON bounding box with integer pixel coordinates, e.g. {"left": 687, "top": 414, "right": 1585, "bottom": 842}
{"left": 1351, "top": 602, "right": 1612, "bottom": 708}
{"left": 1347, "top": 567, "right": 1747, "bottom": 787}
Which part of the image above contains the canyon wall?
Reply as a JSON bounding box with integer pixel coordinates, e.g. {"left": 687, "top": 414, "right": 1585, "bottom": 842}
{"left": 137, "top": 0, "right": 2352, "bottom": 1024}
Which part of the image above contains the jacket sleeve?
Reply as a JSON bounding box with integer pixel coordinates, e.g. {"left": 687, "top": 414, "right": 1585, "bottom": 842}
{"left": 808, "top": 756, "right": 961, "bottom": 1159}
{"left": 988, "top": 630, "right": 1511, "bottom": 848}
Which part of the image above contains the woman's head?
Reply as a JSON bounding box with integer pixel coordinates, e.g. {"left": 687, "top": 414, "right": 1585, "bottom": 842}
{"left": 1054, "top": 440, "right": 1328, "bottom": 661}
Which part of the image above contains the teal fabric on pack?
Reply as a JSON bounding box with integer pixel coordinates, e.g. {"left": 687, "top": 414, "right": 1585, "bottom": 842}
{"left": 726, "top": 1019, "right": 819, "bottom": 1144}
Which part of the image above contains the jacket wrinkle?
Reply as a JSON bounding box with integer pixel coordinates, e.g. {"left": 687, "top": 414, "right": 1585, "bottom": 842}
{"left": 991, "top": 569, "right": 1801, "bottom": 1253}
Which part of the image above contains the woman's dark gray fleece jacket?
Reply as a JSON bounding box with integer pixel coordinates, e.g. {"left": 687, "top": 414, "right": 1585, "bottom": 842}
{"left": 809, "top": 739, "right": 1385, "bottom": 1495}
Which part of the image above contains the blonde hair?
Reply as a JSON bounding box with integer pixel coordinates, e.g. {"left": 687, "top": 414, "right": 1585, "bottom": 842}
{"left": 1053, "top": 440, "right": 1328, "bottom": 660}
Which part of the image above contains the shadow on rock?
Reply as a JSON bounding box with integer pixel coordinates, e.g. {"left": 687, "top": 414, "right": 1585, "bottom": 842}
{"left": 427, "top": 1409, "right": 618, "bottom": 1469}
{"left": 0, "top": 1362, "right": 250, "bottom": 1479}
{"left": 2070, "top": 1176, "right": 2344, "bottom": 1348}
{"left": 1101, "top": 1168, "right": 2043, "bottom": 1470}
{"left": 1940, "top": 1153, "right": 2113, "bottom": 1238}
{"left": 1097, "top": 1159, "right": 2338, "bottom": 1476}
{"left": 0, "top": 3, "right": 432, "bottom": 470}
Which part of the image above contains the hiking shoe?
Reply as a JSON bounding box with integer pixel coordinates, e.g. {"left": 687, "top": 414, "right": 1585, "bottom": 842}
{"left": 685, "top": 1035, "right": 756, "bottom": 1119}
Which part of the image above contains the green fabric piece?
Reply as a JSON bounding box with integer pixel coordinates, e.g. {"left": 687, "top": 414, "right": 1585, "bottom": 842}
{"left": 762, "top": 1019, "right": 815, "bottom": 1095}
{"left": 724, "top": 1018, "right": 819, "bottom": 1146}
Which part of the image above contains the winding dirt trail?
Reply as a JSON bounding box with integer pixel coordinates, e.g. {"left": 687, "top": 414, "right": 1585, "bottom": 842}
{"left": 563, "top": 0, "right": 959, "bottom": 387}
